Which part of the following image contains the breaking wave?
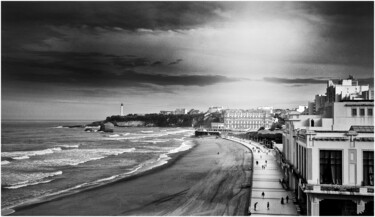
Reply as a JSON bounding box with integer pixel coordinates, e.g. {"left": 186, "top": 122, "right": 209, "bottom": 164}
{"left": 2, "top": 148, "right": 62, "bottom": 160}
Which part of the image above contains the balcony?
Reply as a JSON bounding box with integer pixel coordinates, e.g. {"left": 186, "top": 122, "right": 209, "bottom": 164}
{"left": 301, "top": 183, "right": 374, "bottom": 196}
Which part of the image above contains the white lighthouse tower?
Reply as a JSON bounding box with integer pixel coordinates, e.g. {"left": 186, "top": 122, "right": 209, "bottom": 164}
{"left": 120, "top": 103, "right": 124, "bottom": 116}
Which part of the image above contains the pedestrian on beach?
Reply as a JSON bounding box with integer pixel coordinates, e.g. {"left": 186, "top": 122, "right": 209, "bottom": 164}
{"left": 265, "top": 160, "right": 267, "bottom": 164}
{"left": 286, "top": 196, "right": 289, "bottom": 203}
{"left": 254, "top": 202, "right": 258, "bottom": 211}
{"left": 281, "top": 197, "right": 284, "bottom": 205}
{"left": 256, "top": 161, "right": 258, "bottom": 165}
{"left": 261, "top": 192, "right": 265, "bottom": 198}
{"left": 267, "top": 202, "right": 270, "bottom": 210}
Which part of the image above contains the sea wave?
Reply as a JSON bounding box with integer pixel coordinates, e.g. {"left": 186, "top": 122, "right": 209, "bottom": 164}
{"left": 2, "top": 147, "right": 62, "bottom": 160}
{"left": 3, "top": 171, "right": 62, "bottom": 190}
{"left": 1, "top": 161, "right": 11, "bottom": 165}
{"left": 45, "top": 148, "right": 137, "bottom": 166}
{"left": 53, "top": 126, "right": 68, "bottom": 129}
{"left": 168, "top": 142, "right": 193, "bottom": 154}
{"left": 57, "top": 144, "right": 80, "bottom": 149}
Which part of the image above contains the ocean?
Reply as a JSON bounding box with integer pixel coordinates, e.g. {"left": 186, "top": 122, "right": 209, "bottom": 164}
{"left": 1, "top": 121, "right": 195, "bottom": 213}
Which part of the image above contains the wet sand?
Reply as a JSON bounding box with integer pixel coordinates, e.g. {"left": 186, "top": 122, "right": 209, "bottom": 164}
{"left": 12, "top": 137, "right": 252, "bottom": 216}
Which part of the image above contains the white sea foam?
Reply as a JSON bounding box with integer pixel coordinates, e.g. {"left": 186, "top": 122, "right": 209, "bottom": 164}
{"left": 168, "top": 142, "right": 193, "bottom": 154}
{"left": 1, "top": 160, "right": 11, "bottom": 165}
{"left": 2, "top": 147, "right": 62, "bottom": 160}
{"left": 57, "top": 144, "right": 80, "bottom": 149}
{"left": 5, "top": 179, "right": 54, "bottom": 189}
{"left": 53, "top": 126, "right": 68, "bottom": 129}
{"left": 141, "top": 130, "right": 154, "bottom": 134}
{"left": 1, "top": 208, "right": 15, "bottom": 215}
{"left": 4, "top": 171, "right": 62, "bottom": 189}
{"left": 12, "top": 156, "right": 30, "bottom": 160}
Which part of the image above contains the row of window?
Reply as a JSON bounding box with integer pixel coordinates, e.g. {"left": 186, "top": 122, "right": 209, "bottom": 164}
{"left": 227, "top": 125, "right": 267, "bottom": 129}
{"left": 225, "top": 116, "right": 264, "bottom": 118}
{"left": 351, "top": 108, "right": 373, "bottom": 116}
{"left": 319, "top": 150, "right": 373, "bottom": 186}
{"left": 225, "top": 121, "right": 264, "bottom": 124}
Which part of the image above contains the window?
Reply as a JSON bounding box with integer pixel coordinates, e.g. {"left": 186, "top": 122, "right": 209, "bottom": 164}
{"left": 320, "top": 150, "right": 342, "bottom": 184}
{"left": 368, "top": 108, "right": 373, "bottom": 116}
{"left": 360, "top": 108, "right": 365, "bottom": 116}
{"left": 352, "top": 108, "right": 357, "bottom": 116}
{"left": 363, "top": 151, "right": 374, "bottom": 186}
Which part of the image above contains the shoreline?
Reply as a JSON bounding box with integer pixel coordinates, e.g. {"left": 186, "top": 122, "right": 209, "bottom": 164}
{"left": 10, "top": 137, "right": 252, "bottom": 216}
{"left": 4, "top": 140, "right": 198, "bottom": 216}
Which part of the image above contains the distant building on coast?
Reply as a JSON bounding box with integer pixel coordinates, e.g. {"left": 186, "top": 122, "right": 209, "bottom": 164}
{"left": 175, "top": 108, "right": 187, "bottom": 115}
{"left": 187, "top": 109, "right": 200, "bottom": 115}
{"left": 160, "top": 110, "right": 174, "bottom": 115}
{"left": 223, "top": 109, "right": 273, "bottom": 131}
{"left": 281, "top": 76, "right": 374, "bottom": 216}
{"left": 257, "top": 106, "right": 274, "bottom": 113}
{"left": 296, "top": 105, "right": 308, "bottom": 113}
{"left": 207, "top": 106, "right": 224, "bottom": 113}
{"left": 211, "top": 122, "right": 224, "bottom": 131}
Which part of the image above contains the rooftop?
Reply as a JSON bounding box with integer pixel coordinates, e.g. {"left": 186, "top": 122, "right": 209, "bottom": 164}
{"left": 349, "top": 125, "right": 374, "bottom": 133}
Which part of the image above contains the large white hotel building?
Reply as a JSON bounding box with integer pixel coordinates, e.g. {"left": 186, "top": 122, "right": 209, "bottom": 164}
{"left": 223, "top": 109, "right": 273, "bottom": 131}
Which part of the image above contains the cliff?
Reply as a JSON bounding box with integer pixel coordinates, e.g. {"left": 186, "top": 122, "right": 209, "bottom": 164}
{"left": 96, "top": 112, "right": 223, "bottom": 128}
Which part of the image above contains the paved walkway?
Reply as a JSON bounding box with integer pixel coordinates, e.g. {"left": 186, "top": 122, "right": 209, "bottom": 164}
{"left": 226, "top": 137, "right": 298, "bottom": 216}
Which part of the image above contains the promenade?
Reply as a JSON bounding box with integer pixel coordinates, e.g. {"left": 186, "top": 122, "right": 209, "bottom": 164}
{"left": 227, "top": 137, "right": 299, "bottom": 216}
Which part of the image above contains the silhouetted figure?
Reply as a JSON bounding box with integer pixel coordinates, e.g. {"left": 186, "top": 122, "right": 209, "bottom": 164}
{"left": 281, "top": 197, "right": 284, "bottom": 204}
{"left": 265, "top": 160, "right": 267, "bottom": 164}
{"left": 256, "top": 161, "right": 258, "bottom": 165}
{"left": 261, "top": 192, "right": 265, "bottom": 198}
{"left": 286, "top": 196, "right": 289, "bottom": 203}
{"left": 254, "top": 202, "right": 258, "bottom": 211}
{"left": 267, "top": 202, "right": 270, "bottom": 210}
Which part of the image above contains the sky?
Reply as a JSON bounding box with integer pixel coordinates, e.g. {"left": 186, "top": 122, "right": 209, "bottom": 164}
{"left": 2, "top": 1, "right": 374, "bottom": 120}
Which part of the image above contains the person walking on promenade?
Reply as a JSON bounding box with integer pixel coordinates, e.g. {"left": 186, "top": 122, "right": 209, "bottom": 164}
{"left": 286, "top": 195, "right": 289, "bottom": 203}
{"left": 281, "top": 197, "right": 284, "bottom": 204}
{"left": 261, "top": 192, "right": 265, "bottom": 198}
{"left": 254, "top": 202, "right": 258, "bottom": 211}
{"left": 265, "top": 160, "right": 267, "bottom": 164}
{"left": 267, "top": 202, "right": 270, "bottom": 210}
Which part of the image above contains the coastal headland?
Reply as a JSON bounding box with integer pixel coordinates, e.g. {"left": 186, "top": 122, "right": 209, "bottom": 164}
{"left": 11, "top": 137, "right": 252, "bottom": 216}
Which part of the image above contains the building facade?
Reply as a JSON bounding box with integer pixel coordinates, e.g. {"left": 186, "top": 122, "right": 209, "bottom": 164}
{"left": 207, "top": 106, "right": 224, "bottom": 113}
{"left": 174, "top": 108, "right": 187, "bottom": 115}
{"left": 160, "top": 111, "right": 174, "bottom": 115}
{"left": 211, "top": 122, "right": 225, "bottom": 131}
{"left": 223, "top": 109, "right": 273, "bottom": 131}
{"left": 281, "top": 78, "right": 374, "bottom": 216}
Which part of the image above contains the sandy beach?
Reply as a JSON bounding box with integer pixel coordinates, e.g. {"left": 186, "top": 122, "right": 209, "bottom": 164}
{"left": 11, "top": 137, "right": 252, "bottom": 216}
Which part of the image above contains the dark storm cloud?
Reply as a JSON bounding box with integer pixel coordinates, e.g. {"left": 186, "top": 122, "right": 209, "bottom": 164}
{"left": 151, "top": 61, "right": 163, "bottom": 66}
{"left": 168, "top": 59, "right": 183, "bottom": 65}
{"left": 263, "top": 77, "right": 327, "bottom": 84}
{"left": 2, "top": 2, "right": 227, "bottom": 30}
{"left": 264, "top": 77, "right": 374, "bottom": 87}
{"left": 2, "top": 51, "right": 242, "bottom": 88}
{"left": 299, "top": 1, "right": 374, "bottom": 68}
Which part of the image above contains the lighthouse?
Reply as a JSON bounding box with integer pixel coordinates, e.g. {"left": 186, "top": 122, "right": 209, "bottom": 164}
{"left": 120, "top": 103, "right": 124, "bottom": 116}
